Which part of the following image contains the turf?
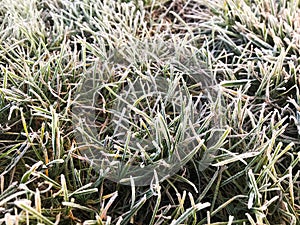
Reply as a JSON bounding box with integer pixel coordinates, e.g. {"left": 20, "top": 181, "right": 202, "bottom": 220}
{"left": 0, "top": 0, "right": 299, "bottom": 224}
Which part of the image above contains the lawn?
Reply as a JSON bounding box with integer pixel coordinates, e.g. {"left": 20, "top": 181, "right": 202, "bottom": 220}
{"left": 0, "top": 0, "right": 299, "bottom": 224}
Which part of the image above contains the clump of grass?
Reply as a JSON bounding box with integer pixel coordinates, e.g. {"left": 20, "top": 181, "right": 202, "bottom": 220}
{"left": 0, "top": 0, "right": 299, "bottom": 224}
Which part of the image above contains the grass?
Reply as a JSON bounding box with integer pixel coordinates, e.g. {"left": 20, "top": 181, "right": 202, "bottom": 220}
{"left": 0, "top": 0, "right": 299, "bottom": 224}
